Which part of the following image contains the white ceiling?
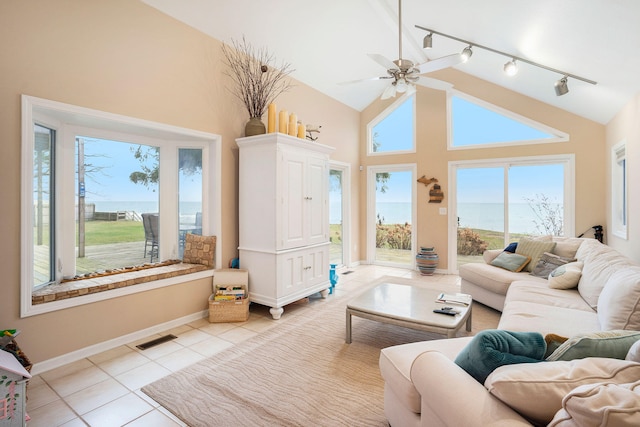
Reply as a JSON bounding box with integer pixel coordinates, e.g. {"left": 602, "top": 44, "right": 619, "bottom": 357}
{"left": 142, "top": 0, "right": 640, "bottom": 125}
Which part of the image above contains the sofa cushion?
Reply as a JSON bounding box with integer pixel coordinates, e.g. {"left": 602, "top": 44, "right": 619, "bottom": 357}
{"left": 548, "top": 261, "right": 583, "bottom": 290}
{"left": 575, "top": 238, "right": 636, "bottom": 309}
{"left": 490, "top": 252, "right": 531, "bottom": 272}
{"left": 379, "top": 337, "right": 472, "bottom": 414}
{"left": 546, "top": 330, "right": 640, "bottom": 361}
{"left": 516, "top": 237, "right": 556, "bottom": 273}
{"left": 548, "top": 380, "right": 640, "bottom": 427}
{"left": 597, "top": 266, "right": 640, "bottom": 330}
{"left": 551, "top": 237, "right": 583, "bottom": 259}
{"left": 531, "top": 252, "right": 575, "bottom": 278}
{"left": 485, "top": 358, "right": 640, "bottom": 425}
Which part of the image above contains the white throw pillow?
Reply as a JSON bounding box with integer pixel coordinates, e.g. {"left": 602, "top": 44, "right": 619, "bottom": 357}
{"left": 484, "top": 358, "right": 640, "bottom": 425}
{"left": 551, "top": 237, "right": 583, "bottom": 259}
{"left": 548, "top": 380, "right": 640, "bottom": 426}
{"left": 626, "top": 340, "right": 640, "bottom": 362}
{"left": 548, "top": 261, "right": 583, "bottom": 289}
{"left": 597, "top": 266, "right": 640, "bottom": 330}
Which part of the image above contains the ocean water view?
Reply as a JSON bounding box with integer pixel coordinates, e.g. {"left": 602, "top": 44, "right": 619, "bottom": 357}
{"left": 333, "top": 202, "right": 555, "bottom": 235}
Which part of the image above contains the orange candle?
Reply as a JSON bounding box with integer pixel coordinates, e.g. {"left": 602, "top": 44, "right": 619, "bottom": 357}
{"left": 278, "top": 110, "right": 288, "bottom": 133}
{"left": 297, "top": 122, "right": 305, "bottom": 139}
{"left": 267, "top": 103, "right": 276, "bottom": 133}
{"left": 288, "top": 113, "right": 297, "bottom": 136}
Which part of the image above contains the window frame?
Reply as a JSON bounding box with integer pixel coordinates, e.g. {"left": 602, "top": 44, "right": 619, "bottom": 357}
{"left": 447, "top": 90, "right": 569, "bottom": 150}
{"left": 21, "top": 95, "right": 222, "bottom": 317}
{"left": 611, "top": 140, "right": 628, "bottom": 240}
{"left": 367, "top": 93, "right": 416, "bottom": 156}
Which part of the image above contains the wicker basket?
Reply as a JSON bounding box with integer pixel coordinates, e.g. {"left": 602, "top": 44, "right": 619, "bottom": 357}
{"left": 208, "top": 294, "right": 250, "bottom": 323}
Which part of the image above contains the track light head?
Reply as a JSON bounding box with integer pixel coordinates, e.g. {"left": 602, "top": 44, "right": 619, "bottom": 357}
{"left": 555, "top": 76, "right": 569, "bottom": 96}
{"left": 461, "top": 45, "right": 473, "bottom": 62}
{"left": 503, "top": 59, "right": 518, "bottom": 76}
{"left": 423, "top": 33, "right": 433, "bottom": 49}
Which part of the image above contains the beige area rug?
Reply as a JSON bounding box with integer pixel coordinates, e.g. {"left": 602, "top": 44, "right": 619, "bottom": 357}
{"left": 142, "top": 276, "right": 499, "bottom": 427}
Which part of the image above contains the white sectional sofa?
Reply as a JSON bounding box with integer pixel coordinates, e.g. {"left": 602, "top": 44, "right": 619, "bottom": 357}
{"left": 379, "top": 238, "right": 640, "bottom": 426}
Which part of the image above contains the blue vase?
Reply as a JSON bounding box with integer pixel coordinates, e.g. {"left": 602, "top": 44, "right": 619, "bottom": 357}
{"left": 329, "top": 264, "right": 339, "bottom": 294}
{"left": 416, "top": 247, "right": 438, "bottom": 276}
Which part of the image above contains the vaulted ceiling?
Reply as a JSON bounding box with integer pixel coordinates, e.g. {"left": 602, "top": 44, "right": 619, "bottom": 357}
{"left": 142, "top": 0, "right": 640, "bottom": 125}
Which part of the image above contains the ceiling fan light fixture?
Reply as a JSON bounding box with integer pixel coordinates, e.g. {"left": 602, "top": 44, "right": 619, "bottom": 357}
{"left": 555, "top": 76, "right": 569, "bottom": 96}
{"left": 423, "top": 33, "right": 433, "bottom": 49}
{"left": 503, "top": 59, "right": 518, "bottom": 76}
{"left": 461, "top": 45, "right": 473, "bottom": 62}
{"left": 395, "top": 78, "right": 408, "bottom": 93}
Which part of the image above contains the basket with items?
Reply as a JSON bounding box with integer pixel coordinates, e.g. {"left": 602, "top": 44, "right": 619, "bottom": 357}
{"left": 208, "top": 269, "right": 250, "bottom": 323}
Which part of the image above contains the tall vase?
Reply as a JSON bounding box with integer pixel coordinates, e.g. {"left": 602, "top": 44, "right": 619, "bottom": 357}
{"left": 245, "top": 117, "right": 266, "bottom": 137}
{"left": 416, "top": 246, "right": 439, "bottom": 276}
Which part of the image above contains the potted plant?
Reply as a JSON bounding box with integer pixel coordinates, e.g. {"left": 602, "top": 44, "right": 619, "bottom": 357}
{"left": 221, "top": 37, "right": 295, "bottom": 136}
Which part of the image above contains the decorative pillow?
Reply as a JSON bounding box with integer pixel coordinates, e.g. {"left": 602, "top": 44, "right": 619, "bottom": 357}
{"left": 597, "top": 267, "right": 640, "bottom": 330}
{"left": 548, "top": 261, "right": 583, "bottom": 289}
{"left": 530, "top": 252, "right": 576, "bottom": 278}
{"left": 454, "top": 330, "right": 546, "bottom": 384}
{"left": 626, "top": 340, "right": 640, "bottom": 362}
{"left": 548, "top": 380, "right": 640, "bottom": 427}
{"left": 546, "top": 330, "right": 640, "bottom": 361}
{"left": 182, "top": 234, "right": 216, "bottom": 268}
{"left": 516, "top": 237, "right": 557, "bottom": 272}
{"left": 490, "top": 252, "right": 531, "bottom": 272}
{"left": 485, "top": 358, "right": 640, "bottom": 425}
{"left": 504, "top": 242, "right": 517, "bottom": 253}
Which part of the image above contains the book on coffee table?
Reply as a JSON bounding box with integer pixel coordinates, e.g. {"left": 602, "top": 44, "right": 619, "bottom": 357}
{"left": 436, "top": 292, "right": 472, "bottom": 306}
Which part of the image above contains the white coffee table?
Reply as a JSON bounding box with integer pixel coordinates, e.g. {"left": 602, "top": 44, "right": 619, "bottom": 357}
{"left": 345, "top": 282, "right": 472, "bottom": 343}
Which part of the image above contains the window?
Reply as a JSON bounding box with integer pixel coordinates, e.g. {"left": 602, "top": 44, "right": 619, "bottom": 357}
{"left": 449, "top": 92, "right": 568, "bottom": 149}
{"left": 611, "top": 141, "right": 627, "bottom": 239}
{"left": 21, "top": 95, "right": 221, "bottom": 316}
{"left": 451, "top": 155, "right": 575, "bottom": 269}
{"left": 367, "top": 94, "right": 415, "bottom": 155}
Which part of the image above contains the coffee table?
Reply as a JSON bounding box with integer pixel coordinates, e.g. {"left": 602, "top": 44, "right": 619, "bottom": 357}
{"left": 345, "top": 282, "right": 472, "bottom": 343}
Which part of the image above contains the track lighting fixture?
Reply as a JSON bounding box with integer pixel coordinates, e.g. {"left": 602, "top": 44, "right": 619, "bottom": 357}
{"left": 415, "top": 24, "right": 597, "bottom": 95}
{"left": 461, "top": 45, "right": 473, "bottom": 62}
{"left": 503, "top": 59, "right": 518, "bottom": 76}
{"left": 423, "top": 32, "right": 433, "bottom": 49}
{"left": 554, "top": 76, "right": 569, "bottom": 96}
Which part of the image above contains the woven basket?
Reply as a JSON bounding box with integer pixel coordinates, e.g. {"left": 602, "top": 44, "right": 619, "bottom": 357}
{"left": 208, "top": 295, "right": 250, "bottom": 323}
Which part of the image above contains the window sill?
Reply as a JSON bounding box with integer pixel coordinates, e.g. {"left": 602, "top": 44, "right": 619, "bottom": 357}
{"left": 32, "top": 261, "right": 210, "bottom": 305}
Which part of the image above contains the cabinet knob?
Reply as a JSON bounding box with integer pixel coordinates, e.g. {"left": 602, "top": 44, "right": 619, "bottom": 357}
{"left": 304, "top": 266, "right": 312, "bottom": 270}
{"left": 304, "top": 196, "right": 313, "bottom": 200}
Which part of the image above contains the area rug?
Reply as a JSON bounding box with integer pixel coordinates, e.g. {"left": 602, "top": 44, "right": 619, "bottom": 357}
{"left": 142, "top": 276, "right": 498, "bottom": 426}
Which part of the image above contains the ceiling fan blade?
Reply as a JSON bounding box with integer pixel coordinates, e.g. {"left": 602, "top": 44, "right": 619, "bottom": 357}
{"left": 380, "top": 84, "right": 397, "bottom": 99}
{"left": 417, "top": 53, "right": 463, "bottom": 74}
{"left": 368, "top": 53, "right": 399, "bottom": 71}
{"left": 338, "top": 76, "right": 393, "bottom": 85}
{"left": 415, "top": 76, "right": 453, "bottom": 91}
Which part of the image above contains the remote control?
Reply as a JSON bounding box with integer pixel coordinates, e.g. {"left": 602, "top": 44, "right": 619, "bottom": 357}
{"left": 433, "top": 307, "right": 459, "bottom": 316}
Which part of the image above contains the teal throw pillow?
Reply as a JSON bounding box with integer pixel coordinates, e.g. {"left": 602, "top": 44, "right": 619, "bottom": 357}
{"left": 490, "top": 252, "right": 531, "bottom": 272}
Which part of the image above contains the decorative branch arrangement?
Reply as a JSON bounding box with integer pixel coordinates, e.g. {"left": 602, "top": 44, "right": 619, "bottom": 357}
{"left": 221, "top": 37, "right": 295, "bottom": 119}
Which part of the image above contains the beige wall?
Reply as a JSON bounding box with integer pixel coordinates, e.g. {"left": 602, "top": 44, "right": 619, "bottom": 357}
{"left": 0, "top": 0, "right": 359, "bottom": 363}
{"left": 605, "top": 93, "right": 640, "bottom": 260}
{"left": 359, "top": 68, "right": 607, "bottom": 270}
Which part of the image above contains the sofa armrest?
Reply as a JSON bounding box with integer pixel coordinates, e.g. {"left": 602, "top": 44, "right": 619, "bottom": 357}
{"left": 410, "top": 351, "right": 531, "bottom": 426}
{"left": 483, "top": 249, "right": 504, "bottom": 264}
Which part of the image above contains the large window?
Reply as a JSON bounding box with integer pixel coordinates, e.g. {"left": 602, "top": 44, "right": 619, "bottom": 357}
{"left": 22, "top": 95, "right": 221, "bottom": 316}
{"left": 367, "top": 94, "right": 415, "bottom": 155}
{"left": 449, "top": 92, "right": 568, "bottom": 149}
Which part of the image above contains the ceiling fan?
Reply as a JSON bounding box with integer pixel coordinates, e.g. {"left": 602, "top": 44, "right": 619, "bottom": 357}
{"left": 345, "top": 0, "right": 463, "bottom": 100}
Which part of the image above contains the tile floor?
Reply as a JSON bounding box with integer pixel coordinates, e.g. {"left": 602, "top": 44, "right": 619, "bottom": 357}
{"left": 25, "top": 265, "right": 462, "bottom": 426}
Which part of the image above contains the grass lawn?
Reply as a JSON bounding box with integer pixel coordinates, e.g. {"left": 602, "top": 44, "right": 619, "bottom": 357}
{"left": 79, "top": 220, "right": 144, "bottom": 245}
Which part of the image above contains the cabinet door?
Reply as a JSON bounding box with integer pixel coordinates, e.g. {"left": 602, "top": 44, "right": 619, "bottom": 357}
{"left": 306, "top": 155, "right": 329, "bottom": 246}
{"left": 280, "top": 150, "right": 306, "bottom": 249}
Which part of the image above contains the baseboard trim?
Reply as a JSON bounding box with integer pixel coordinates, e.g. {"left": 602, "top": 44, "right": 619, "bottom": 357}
{"left": 31, "top": 309, "right": 209, "bottom": 375}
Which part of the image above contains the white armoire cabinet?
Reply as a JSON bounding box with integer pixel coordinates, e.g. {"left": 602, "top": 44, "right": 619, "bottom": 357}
{"left": 237, "top": 133, "right": 335, "bottom": 319}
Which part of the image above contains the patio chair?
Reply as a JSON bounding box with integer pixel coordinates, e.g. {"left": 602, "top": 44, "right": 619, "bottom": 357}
{"left": 142, "top": 213, "right": 159, "bottom": 261}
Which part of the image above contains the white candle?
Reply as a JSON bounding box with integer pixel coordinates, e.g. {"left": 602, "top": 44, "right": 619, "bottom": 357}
{"left": 288, "top": 113, "right": 297, "bottom": 136}
{"left": 267, "top": 103, "right": 276, "bottom": 133}
{"left": 278, "top": 110, "right": 288, "bottom": 133}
